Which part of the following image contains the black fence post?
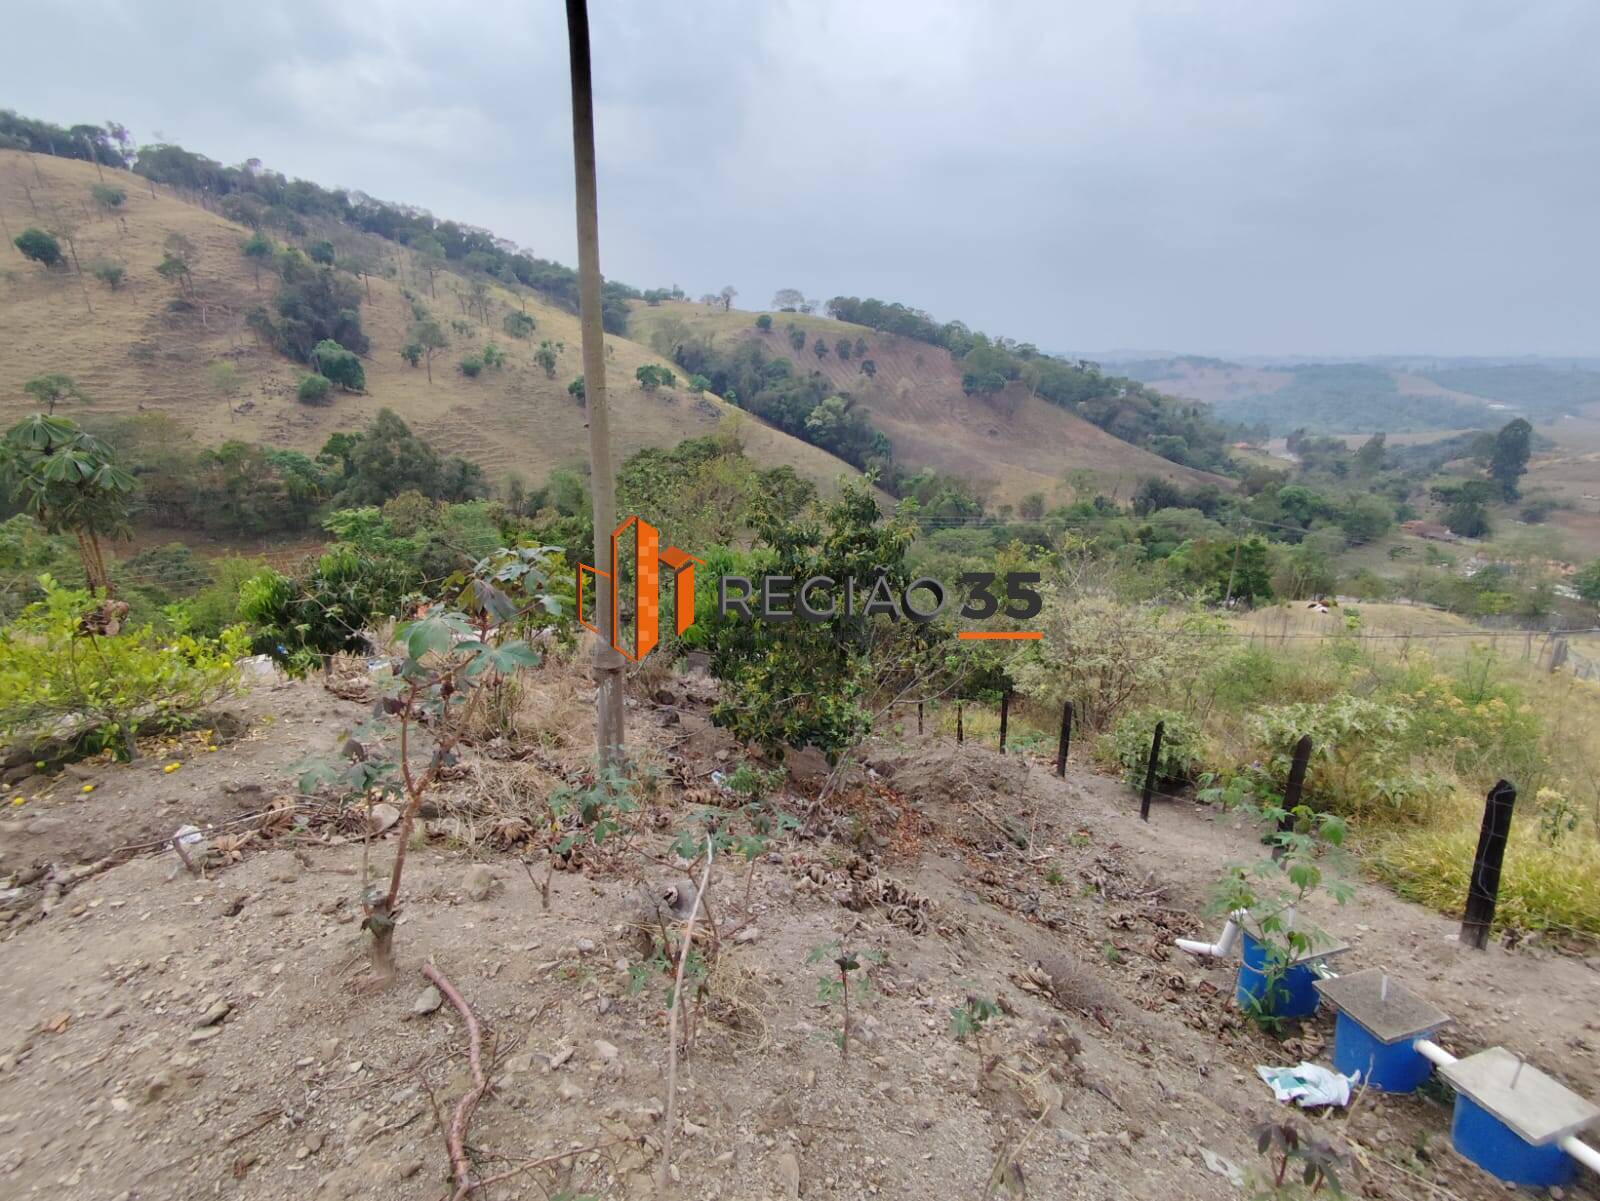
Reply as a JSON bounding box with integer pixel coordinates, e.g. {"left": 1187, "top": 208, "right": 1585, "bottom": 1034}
{"left": 917, "top": 701, "right": 924, "bottom": 736}
{"left": 1272, "top": 735, "right": 1314, "bottom": 862}
{"left": 1139, "top": 720, "right": 1165, "bottom": 822}
{"left": 998, "top": 691, "right": 1011, "bottom": 752}
{"left": 956, "top": 702, "right": 963, "bottom": 745}
{"left": 1055, "top": 701, "right": 1073, "bottom": 778}
{"left": 1461, "top": 780, "right": 1517, "bottom": 950}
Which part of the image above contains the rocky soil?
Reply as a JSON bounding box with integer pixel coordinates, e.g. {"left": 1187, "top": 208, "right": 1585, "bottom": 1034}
{"left": 1, "top": 672, "right": 1596, "bottom": 1200}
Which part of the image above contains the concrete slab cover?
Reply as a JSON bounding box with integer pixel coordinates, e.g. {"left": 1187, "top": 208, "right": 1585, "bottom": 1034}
{"left": 1314, "top": 969, "right": 1451, "bottom": 1043}
{"left": 1440, "top": 1047, "right": 1599, "bottom": 1145}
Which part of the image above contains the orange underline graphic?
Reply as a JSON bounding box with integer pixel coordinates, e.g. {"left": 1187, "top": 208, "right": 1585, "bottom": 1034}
{"left": 958, "top": 631, "right": 1042, "bottom": 640}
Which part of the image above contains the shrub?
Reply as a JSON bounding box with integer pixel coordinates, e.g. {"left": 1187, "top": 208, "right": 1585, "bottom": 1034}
{"left": 91, "top": 261, "right": 125, "bottom": 289}
{"left": 297, "top": 373, "right": 332, "bottom": 404}
{"left": 568, "top": 376, "right": 585, "bottom": 402}
{"left": 1103, "top": 707, "right": 1207, "bottom": 791}
{"left": 755, "top": 314, "right": 772, "bottom": 331}
{"left": 239, "top": 546, "right": 416, "bottom": 674}
{"left": 0, "top": 577, "right": 248, "bottom": 759}
{"left": 13, "top": 228, "right": 62, "bottom": 267}
{"left": 502, "top": 310, "right": 535, "bottom": 339}
{"left": 459, "top": 355, "right": 484, "bottom": 378}
{"left": 311, "top": 340, "right": 365, "bottom": 392}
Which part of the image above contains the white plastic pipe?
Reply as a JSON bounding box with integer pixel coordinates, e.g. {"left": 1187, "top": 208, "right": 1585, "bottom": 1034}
{"left": 1175, "top": 912, "right": 1246, "bottom": 958}
{"left": 1559, "top": 1134, "right": 1600, "bottom": 1176}
{"left": 1413, "top": 1038, "right": 1457, "bottom": 1068}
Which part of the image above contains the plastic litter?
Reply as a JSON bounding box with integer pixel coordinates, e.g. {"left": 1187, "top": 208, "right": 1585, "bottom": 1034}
{"left": 1255, "top": 1061, "right": 1360, "bottom": 1108}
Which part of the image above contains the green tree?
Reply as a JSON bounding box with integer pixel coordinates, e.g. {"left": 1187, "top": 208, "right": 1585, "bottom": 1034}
{"left": 410, "top": 234, "right": 445, "bottom": 298}
{"left": 240, "top": 231, "right": 273, "bottom": 290}
{"left": 155, "top": 232, "right": 197, "bottom": 296}
{"left": 14, "top": 228, "right": 63, "bottom": 267}
{"left": 311, "top": 340, "right": 365, "bottom": 392}
{"left": 1353, "top": 432, "right": 1386, "bottom": 475}
{"left": 534, "top": 340, "right": 558, "bottom": 378}
{"left": 297, "top": 373, "right": 332, "bottom": 404}
{"left": 568, "top": 376, "right": 586, "bottom": 404}
{"left": 1489, "top": 417, "right": 1532, "bottom": 501}
{"left": 755, "top": 314, "right": 773, "bottom": 332}
{"left": 409, "top": 318, "right": 448, "bottom": 384}
{"left": 1574, "top": 560, "right": 1600, "bottom": 605}
{"left": 636, "top": 364, "right": 674, "bottom": 391}
{"left": 22, "top": 374, "right": 86, "bottom": 415}
{"left": 503, "top": 310, "right": 535, "bottom": 339}
{"left": 0, "top": 414, "right": 134, "bottom": 595}
{"left": 90, "top": 261, "right": 124, "bottom": 289}
{"left": 307, "top": 239, "right": 335, "bottom": 265}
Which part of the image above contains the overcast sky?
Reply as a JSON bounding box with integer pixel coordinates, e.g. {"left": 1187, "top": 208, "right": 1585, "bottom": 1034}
{"left": 7, "top": 1, "right": 1598, "bottom": 357}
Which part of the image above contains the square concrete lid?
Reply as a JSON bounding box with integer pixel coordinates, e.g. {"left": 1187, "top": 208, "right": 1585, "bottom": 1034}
{"left": 1440, "top": 1046, "right": 1599, "bottom": 1145}
{"left": 1239, "top": 916, "right": 1350, "bottom": 964}
{"left": 1313, "top": 969, "right": 1450, "bottom": 1043}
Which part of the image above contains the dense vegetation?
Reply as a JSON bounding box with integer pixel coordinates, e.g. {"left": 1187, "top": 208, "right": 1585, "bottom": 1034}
{"left": 823, "top": 296, "right": 1236, "bottom": 472}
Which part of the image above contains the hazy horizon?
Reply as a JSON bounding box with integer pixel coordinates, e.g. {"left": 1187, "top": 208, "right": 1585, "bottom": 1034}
{"left": 6, "top": 1, "right": 1598, "bottom": 359}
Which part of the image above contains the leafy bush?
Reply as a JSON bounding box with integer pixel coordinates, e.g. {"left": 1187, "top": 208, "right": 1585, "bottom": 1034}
{"left": 755, "top": 314, "right": 772, "bottom": 331}
{"left": 297, "top": 373, "right": 332, "bottom": 404}
{"left": 91, "top": 261, "right": 125, "bottom": 289}
{"left": 239, "top": 546, "right": 415, "bottom": 674}
{"left": 1245, "top": 695, "right": 1449, "bottom": 819}
{"left": 0, "top": 577, "right": 248, "bottom": 758}
{"left": 13, "top": 228, "right": 62, "bottom": 267}
{"left": 459, "top": 355, "right": 483, "bottom": 378}
{"left": 311, "top": 340, "right": 365, "bottom": 392}
{"left": 1103, "top": 707, "right": 1206, "bottom": 790}
{"left": 502, "top": 310, "right": 535, "bottom": 339}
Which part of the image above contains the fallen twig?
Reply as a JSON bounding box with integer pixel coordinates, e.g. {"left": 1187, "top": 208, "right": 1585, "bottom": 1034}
{"left": 421, "top": 962, "right": 488, "bottom": 1201}
{"left": 658, "top": 834, "right": 714, "bottom": 1193}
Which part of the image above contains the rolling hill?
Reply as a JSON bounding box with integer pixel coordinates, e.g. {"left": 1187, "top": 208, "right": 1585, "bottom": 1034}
{"left": 0, "top": 151, "right": 862, "bottom": 506}
{"left": 629, "top": 304, "right": 1230, "bottom": 507}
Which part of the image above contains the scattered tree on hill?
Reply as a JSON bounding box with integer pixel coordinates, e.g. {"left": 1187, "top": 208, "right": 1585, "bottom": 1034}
{"left": 835, "top": 338, "right": 852, "bottom": 360}
{"left": 480, "top": 342, "right": 506, "bottom": 369}
{"left": 265, "top": 252, "right": 369, "bottom": 361}
{"left": 854, "top": 337, "right": 867, "bottom": 357}
{"left": 788, "top": 327, "right": 807, "bottom": 352}
{"left": 89, "top": 183, "right": 125, "bottom": 213}
{"left": 755, "top": 314, "right": 773, "bottom": 332}
{"left": 813, "top": 337, "right": 829, "bottom": 360}
{"left": 688, "top": 374, "right": 711, "bottom": 394}
{"left": 1432, "top": 480, "right": 1496, "bottom": 539}
{"left": 459, "top": 354, "right": 483, "bottom": 378}
{"left": 0, "top": 414, "right": 134, "bottom": 595}
{"left": 636, "top": 364, "right": 675, "bottom": 392}
{"left": 718, "top": 285, "right": 737, "bottom": 311}
{"left": 1489, "top": 417, "right": 1532, "bottom": 501}
{"left": 568, "top": 376, "right": 586, "bottom": 404}
{"left": 240, "top": 231, "right": 273, "bottom": 289}
{"left": 772, "top": 288, "right": 804, "bottom": 310}
{"left": 534, "top": 340, "right": 558, "bottom": 378}
{"left": 1018, "top": 492, "right": 1045, "bottom": 521}
{"left": 503, "top": 309, "right": 535, "bottom": 339}
{"left": 305, "top": 240, "right": 334, "bottom": 266}
{"left": 90, "top": 261, "right": 124, "bottom": 289}
{"left": 22, "top": 374, "right": 87, "bottom": 415}
{"left": 311, "top": 340, "right": 365, "bottom": 392}
{"left": 13, "top": 228, "right": 63, "bottom": 268}
{"left": 334, "top": 408, "right": 485, "bottom": 506}
{"left": 406, "top": 318, "right": 448, "bottom": 383}
{"left": 297, "top": 373, "right": 332, "bottom": 404}
{"left": 859, "top": 359, "right": 876, "bottom": 378}
{"left": 156, "top": 232, "right": 197, "bottom": 296}
{"left": 410, "top": 234, "right": 445, "bottom": 297}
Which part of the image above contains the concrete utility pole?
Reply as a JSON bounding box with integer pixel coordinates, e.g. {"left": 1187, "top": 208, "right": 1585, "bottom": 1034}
{"left": 565, "top": 0, "right": 626, "bottom": 766}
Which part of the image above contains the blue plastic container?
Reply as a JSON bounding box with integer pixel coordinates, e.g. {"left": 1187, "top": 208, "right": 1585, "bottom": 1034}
{"left": 1236, "top": 931, "right": 1320, "bottom": 1018}
{"left": 1450, "top": 1094, "right": 1575, "bottom": 1188}
{"left": 1331, "top": 1011, "right": 1433, "bottom": 1093}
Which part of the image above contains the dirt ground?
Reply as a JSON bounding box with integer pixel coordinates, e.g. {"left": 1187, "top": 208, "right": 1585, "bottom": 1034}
{"left": 1, "top": 672, "right": 1597, "bottom": 1201}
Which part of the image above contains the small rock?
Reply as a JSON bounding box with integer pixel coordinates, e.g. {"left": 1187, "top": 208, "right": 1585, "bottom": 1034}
{"left": 593, "top": 1039, "right": 620, "bottom": 1064}
{"left": 463, "top": 864, "right": 495, "bottom": 902}
{"left": 367, "top": 803, "right": 401, "bottom": 835}
{"left": 195, "top": 998, "right": 231, "bottom": 1027}
{"left": 548, "top": 1046, "right": 575, "bottom": 1071}
{"left": 734, "top": 926, "right": 760, "bottom": 944}
{"left": 411, "top": 985, "right": 443, "bottom": 1017}
{"left": 776, "top": 1150, "right": 801, "bottom": 1200}
{"left": 189, "top": 1026, "right": 221, "bottom": 1043}
{"left": 143, "top": 1071, "right": 175, "bottom": 1103}
{"left": 110, "top": 1097, "right": 132, "bottom": 1115}
{"left": 557, "top": 1080, "right": 586, "bottom": 1102}
{"left": 576, "top": 937, "right": 597, "bottom": 955}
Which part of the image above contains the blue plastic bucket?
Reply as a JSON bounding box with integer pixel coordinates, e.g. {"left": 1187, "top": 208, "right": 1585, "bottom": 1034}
{"left": 1236, "top": 930, "right": 1321, "bottom": 1018}
{"left": 1331, "top": 1011, "right": 1434, "bottom": 1092}
{"left": 1450, "top": 1094, "right": 1574, "bottom": 1188}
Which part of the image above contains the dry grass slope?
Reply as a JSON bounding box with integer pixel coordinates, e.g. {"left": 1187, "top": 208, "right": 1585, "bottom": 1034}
{"left": 630, "top": 302, "right": 1231, "bottom": 507}
{"left": 0, "top": 152, "right": 861, "bottom": 500}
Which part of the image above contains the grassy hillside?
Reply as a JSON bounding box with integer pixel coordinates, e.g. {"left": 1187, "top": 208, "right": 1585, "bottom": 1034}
{"left": 630, "top": 302, "right": 1230, "bottom": 507}
{"left": 0, "top": 151, "right": 861, "bottom": 506}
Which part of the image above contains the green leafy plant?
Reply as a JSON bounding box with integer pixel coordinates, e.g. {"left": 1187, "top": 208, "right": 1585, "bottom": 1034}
{"left": 502, "top": 310, "right": 535, "bottom": 339}
{"left": 808, "top": 939, "right": 880, "bottom": 1060}
{"left": 671, "top": 761, "right": 797, "bottom": 912}
{"left": 1200, "top": 773, "right": 1353, "bottom": 1029}
{"left": 0, "top": 576, "right": 247, "bottom": 760}
{"left": 297, "top": 372, "right": 332, "bottom": 404}
{"left": 13, "top": 228, "right": 63, "bottom": 267}
{"left": 1252, "top": 1119, "right": 1345, "bottom": 1196}
{"left": 1104, "top": 706, "right": 1206, "bottom": 792}
{"left": 299, "top": 568, "right": 551, "bottom": 976}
